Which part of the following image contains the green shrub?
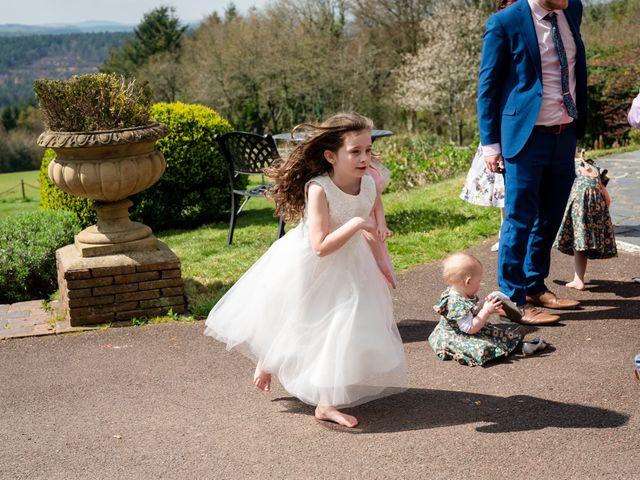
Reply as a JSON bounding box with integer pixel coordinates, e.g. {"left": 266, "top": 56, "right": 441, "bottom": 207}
{"left": 34, "top": 74, "right": 152, "bottom": 131}
{"left": 0, "top": 210, "right": 81, "bottom": 303}
{"left": 38, "top": 102, "right": 236, "bottom": 231}
{"left": 130, "top": 102, "right": 236, "bottom": 230}
{"left": 376, "top": 133, "right": 475, "bottom": 191}
{"left": 39, "top": 148, "right": 96, "bottom": 228}
{"left": 586, "top": 44, "right": 640, "bottom": 147}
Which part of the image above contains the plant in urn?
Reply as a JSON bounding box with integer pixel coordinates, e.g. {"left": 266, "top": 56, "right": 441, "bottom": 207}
{"left": 35, "top": 74, "right": 168, "bottom": 257}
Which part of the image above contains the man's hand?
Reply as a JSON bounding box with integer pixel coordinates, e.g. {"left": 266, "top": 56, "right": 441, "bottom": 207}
{"left": 484, "top": 153, "right": 504, "bottom": 173}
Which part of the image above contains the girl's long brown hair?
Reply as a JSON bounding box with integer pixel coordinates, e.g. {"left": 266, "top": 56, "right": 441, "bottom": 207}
{"left": 265, "top": 112, "right": 374, "bottom": 223}
{"left": 497, "top": 0, "right": 517, "bottom": 10}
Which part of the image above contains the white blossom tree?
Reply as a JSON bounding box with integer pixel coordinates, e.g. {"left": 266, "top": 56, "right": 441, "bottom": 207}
{"left": 394, "top": 2, "right": 485, "bottom": 143}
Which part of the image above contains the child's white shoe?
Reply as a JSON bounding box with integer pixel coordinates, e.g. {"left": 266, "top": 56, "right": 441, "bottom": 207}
{"left": 522, "top": 337, "right": 547, "bottom": 356}
{"left": 488, "top": 290, "right": 522, "bottom": 322}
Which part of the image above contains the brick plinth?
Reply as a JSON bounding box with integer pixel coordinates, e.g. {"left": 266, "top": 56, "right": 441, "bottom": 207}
{"left": 56, "top": 242, "right": 186, "bottom": 326}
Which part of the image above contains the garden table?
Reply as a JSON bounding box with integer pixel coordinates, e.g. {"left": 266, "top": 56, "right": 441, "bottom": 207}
{"left": 272, "top": 129, "right": 393, "bottom": 142}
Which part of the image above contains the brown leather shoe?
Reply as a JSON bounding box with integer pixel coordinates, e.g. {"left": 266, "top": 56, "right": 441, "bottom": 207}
{"left": 516, "top": 305, "right": 560, "bottom": 325}
{"left": 526, "top": 290, "right": 580, "bottom": 310}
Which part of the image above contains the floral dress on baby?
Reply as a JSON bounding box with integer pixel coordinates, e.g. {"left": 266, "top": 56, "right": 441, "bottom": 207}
{"left": 428, "top": 288, "right": 524, "bottom": 367}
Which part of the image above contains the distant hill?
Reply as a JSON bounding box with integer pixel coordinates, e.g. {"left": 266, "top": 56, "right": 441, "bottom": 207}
{"left": 0, "top": 31, "right": 130, "bottom": 108}
{"left": 0, "top": 21, "right": 133, "bottom": 36}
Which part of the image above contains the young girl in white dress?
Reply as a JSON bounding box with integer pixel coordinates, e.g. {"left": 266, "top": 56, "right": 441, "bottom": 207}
{"left": 204, "top": 112, "right": 408, "bottom": 428}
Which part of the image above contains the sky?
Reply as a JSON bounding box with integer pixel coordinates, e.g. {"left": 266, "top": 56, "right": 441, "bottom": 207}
{"left": 1, "top": 0, "right": 271, "bottom": 26}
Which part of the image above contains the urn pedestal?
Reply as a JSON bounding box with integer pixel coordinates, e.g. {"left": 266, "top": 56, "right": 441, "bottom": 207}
{"left": 38, "top": 123, "right": 187, "bottom": 326}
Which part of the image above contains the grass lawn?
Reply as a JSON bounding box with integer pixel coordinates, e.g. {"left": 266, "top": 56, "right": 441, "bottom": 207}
{"left": 159, "top": 175, "right": 501, "bottom": 317}
{"left": 0, "top": 170, "right": 40, "bottom": 219}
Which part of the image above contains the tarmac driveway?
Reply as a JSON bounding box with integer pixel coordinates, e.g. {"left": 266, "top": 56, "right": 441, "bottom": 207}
{"left": 1, "top": 244, "right": 638, "bottom": 479}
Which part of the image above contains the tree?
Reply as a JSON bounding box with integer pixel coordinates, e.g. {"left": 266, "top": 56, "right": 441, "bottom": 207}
{"left": 136, "top": 52, "right": 185, "bottom": 103}
{"left": 103, "top": 6, "right": 186, "bottom": 76}
{"left": 182, "top": 0, "right": 377, "bottom": 132}
{"left": 393, "top": 2, "right": 484, "bottom": 144}
{"left": 1, "top": 106, "right": 18, "bottom": 131}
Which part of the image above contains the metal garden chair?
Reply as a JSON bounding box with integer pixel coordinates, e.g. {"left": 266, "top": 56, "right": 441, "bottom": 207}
{"left": 215, "top": 131, "right": 285, "bottom": 245}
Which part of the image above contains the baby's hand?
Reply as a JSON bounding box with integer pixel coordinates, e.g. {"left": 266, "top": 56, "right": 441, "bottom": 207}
{"left": 481, "top": 295, "right": 502, "bottom": 316}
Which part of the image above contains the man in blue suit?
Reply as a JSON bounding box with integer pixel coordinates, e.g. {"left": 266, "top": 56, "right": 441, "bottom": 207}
{"left": 477, "top": 0, "right": 586, "bottom": 325}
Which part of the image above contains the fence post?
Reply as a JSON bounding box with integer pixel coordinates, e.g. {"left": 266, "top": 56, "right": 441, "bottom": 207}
{"left": 21, "top": 179, "right": 26, "bottom": 200}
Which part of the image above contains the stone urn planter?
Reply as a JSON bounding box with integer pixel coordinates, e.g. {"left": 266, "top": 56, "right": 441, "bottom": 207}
{"left": 38, "top": 122, "right": 169, "bottom": 257}
{"left": 34, "top": 74, "right": 185, "bottom": 326}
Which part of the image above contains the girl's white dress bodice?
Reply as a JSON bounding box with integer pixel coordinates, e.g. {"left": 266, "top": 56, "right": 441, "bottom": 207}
{"left": 205, "top": 173, "right": 407, "bottom": 408}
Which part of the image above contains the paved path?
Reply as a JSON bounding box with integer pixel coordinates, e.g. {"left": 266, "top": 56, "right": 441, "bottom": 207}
{"left": 1, "top": 243, "right": 638, "bottom": 479}
{"left": 598, "top": 150, "right": 640, "bottom": 252}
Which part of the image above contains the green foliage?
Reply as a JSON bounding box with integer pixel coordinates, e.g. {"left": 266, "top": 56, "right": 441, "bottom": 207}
{"left": 1, "top": 105, "right": 19, "bottom": 130}
{"left": 39, "top": 149, "right": 96, "bottom": 228}
{"left": 102, "top": 6, "right": 186, "bottom": 77}
{"left": 130, "top": 317, "right": 148, "bottom": 326}
{"left": 129, "top": 102, "right": 235, "bottom": 230}
{"left": 0, "top": 209, "right": 81, "bottom": 303}
{"left": 376, "top": 134, "right": 475, "bottom": 191}
{"left": 34, "top": 73, "right": 152, "bottom": 131}
{"left": 583, "top": 0, "right": 640, "bottom": 147}
{"left": 586, "top": 43, "right": 640, "bottom": 147}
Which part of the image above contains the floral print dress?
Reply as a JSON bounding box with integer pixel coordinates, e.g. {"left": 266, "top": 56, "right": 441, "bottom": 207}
{"left": 554, "top": 159, "right": 617, "bottom": 259}
{"left": 428, "top": 288, "right": 524, "bottom": 367}
{"left": 459, "top": 146, "right": 505, "bottom": 208}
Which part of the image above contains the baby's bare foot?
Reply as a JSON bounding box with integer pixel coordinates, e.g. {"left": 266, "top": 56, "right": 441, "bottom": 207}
{"left": 315, "top": 405, "right": 358, "bottom": 428}
{"left": 253, "top": 365, "right": 271, "bottom": 391}
{"left": 566, "top": 280, "right": 585, "bottom": 291}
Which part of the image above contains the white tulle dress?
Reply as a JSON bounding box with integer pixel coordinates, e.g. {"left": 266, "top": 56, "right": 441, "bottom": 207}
{"left": 204, "top": 173, "right": 408, "bottom": 408}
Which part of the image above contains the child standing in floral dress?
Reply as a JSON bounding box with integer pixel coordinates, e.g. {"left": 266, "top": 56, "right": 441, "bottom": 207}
{"left": 554, "top": 152, "right": 617, "bottom": 290}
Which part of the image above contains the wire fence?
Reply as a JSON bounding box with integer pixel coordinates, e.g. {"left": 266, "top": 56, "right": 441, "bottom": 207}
{"left": 0, "top": 180, "right": 40, "bottom": 200}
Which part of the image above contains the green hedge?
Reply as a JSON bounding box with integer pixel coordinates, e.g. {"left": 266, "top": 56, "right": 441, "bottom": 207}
{"left": 0, "top": 210, "right": 81, "bottom": 303}
{"left": 39, "top": 102, "right": 236, "bottom": 231}
{"left": 131, "top": 102, "right": 235, "bottom": 230}
{"left": 586, "top": 44, "right": 640, "bottom": 147}
{"left": 376, "top": 133, "right": 475, "bottom": 192}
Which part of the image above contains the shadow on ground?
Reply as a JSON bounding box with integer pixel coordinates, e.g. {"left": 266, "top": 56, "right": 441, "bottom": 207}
{"left": 553, "top": 278, "right": 640, "bottom": 299}
{"left": 551, "top": 279, "right": 640, "bottom": 320}
{"left": 397, "top": 319, "right": 436, "bottom": 343}
{"left": 273, "top": 388, "right": 628, "bottom": 434}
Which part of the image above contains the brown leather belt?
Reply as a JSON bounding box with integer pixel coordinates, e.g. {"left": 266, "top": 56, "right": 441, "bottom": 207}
{"left": 533, "top": 123, "right": 573, "bottom": 134}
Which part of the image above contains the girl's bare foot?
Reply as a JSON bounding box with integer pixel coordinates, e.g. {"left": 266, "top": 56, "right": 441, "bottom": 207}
{"left": 566, "top": 279, "right": 586, "bottom": 291}
{"left": 253, "top": 365, "right": 271, "bottom": 391}
{"left": 315, "top": 405, "right": 358, "bottom": 428}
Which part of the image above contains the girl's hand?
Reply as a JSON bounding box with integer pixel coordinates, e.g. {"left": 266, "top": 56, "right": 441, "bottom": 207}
{"left": 357, "top": 216, "right": 377, "bottom": 234}
{"left": 377, "top": 225, "right": 393, "bottom": 242}
{"left": 480, "top": 295, "right": 502, "bottom": 316}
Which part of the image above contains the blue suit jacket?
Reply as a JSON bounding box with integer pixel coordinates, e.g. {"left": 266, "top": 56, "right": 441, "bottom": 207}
{"left": 477, "top": 0, "right": 587, "bottom": 159}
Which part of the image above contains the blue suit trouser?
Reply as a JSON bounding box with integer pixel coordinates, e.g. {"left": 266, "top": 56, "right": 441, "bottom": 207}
{"left": 498, "top": 126, "right": 577, "bottom": 306}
